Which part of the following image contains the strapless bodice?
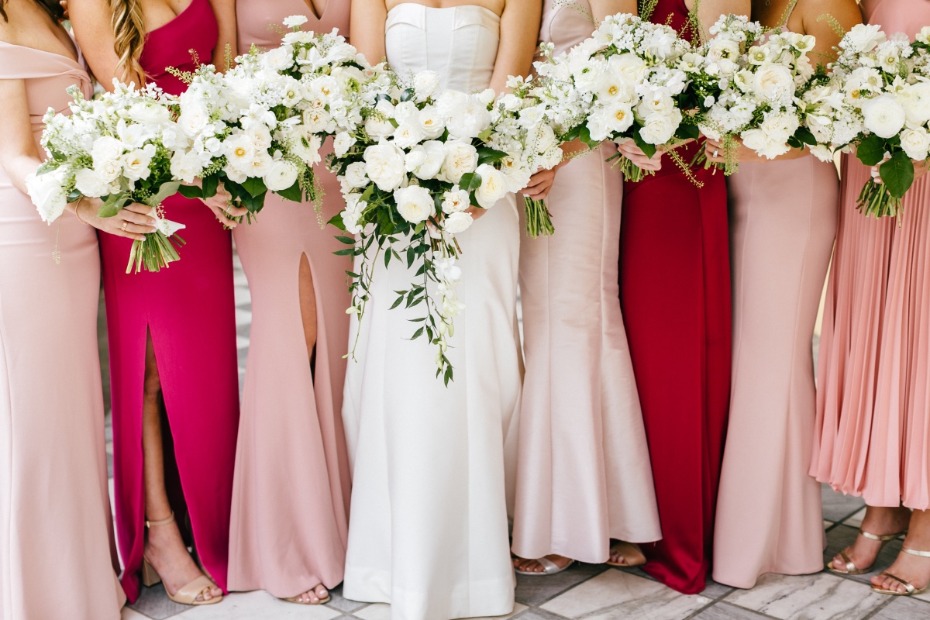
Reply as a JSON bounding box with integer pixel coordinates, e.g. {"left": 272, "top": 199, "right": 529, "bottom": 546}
{"left": 540, "top": 0, "right": 595, "bottom": 55}
{"left": 385, "top": 3, "right": 499, "bottom": 93}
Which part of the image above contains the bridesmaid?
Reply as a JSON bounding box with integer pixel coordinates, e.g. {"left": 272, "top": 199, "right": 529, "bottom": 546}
{"left": 708, "top": 0, "right": 862, "bottom": 589}
{"left": 813, "top": 0, "right": 930, "bottom": 597}
{"left": 511, "top": 0, "right": 661, "bottom": 576}
{"left": 213, "top": 0, "right": 352, "bottom": 606}
{"left": 618, "top": 0, "right": 749, "bottom": 595}
{"left": 70, "top": 0, "right": 245, "bottom": 605}
{"left": 0, "top": 1, "right": 127, "bottom": 617}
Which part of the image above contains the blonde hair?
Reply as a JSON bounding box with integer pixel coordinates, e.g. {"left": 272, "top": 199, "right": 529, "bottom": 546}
{"left": 111, "top": 0, "right": 147, "bottom": 85}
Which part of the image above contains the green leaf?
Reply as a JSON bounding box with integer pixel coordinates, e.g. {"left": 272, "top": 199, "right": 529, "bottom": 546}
{"left": 276, "top": 180, "right": 303, "bottom": 203}
{"left": 201, "top": 175, "right": 219, "bottom": 198}
{"left": 879, "top": 151, "right": 915, "bottom": 199}
{"left": 97, "top": 193, "right": 126, "bottom": 218}
{"left": 793, "top": 127, "right": 817, "bottom": 147}
{"left": 242, "top": 176, "right": 267, "bottom": 198}
{"left": 857, "top": 135, "right": 887, "bottom": 166}
{"left": 329, "top": 213, "right": 347, "bottom": 231}
{"left": 384, "top": 249, "right": 392, "bottom": 268}
{"left": 631, "top": 130, "right": 657, "bottom": 158}
{"left": 335, "top": 235, "right": 355, "bottom": 245}
{"left": 477, "top": 146, "right": 509, "bottom": 164}
{"left": 178, "top": 184, "right": 204, "bottom": 199}
{"left": 458, "top": 172, "right": 482, "bottom": 192}
{"left": 334, "top": 248, "right": 356, "bottom": 256}
{"left": 147, "top": 181, "right": 182, "bottom": 207}
{"left": 675, "top": 123, "right": 700, "bottom": 141}
{"left": 411, "top": 326, "right": 425, "bottom": 340}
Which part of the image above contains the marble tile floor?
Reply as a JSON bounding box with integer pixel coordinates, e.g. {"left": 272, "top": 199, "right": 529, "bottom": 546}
{"left": 105, "top": 257, "right": 930, "bottom": 619}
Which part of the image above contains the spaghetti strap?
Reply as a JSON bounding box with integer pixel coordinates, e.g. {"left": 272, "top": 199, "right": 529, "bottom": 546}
{"left": 780, "top": 0, "right": 800, "bottom": 27}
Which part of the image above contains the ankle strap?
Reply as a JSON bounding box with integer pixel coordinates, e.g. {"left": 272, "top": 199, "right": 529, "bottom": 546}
{"left": 145, "top": 511, "right": 176, "bottom": 529}
{"left": 903, "top": 547, "right": 930, "bottom": 559}
{"left": 860, "top": 530, "right": 905, "bottom": 542}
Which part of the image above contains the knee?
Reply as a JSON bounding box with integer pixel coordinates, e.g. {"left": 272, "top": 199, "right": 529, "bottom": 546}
{"left": 143, "top": 370, "right": 162, "bottom": 401}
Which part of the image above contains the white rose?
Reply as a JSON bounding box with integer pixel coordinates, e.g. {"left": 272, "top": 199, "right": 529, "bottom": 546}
{"left": 440, "top": 141, "right": 478, "bottom": 183}
{"left": 898, "top": 82, "right": 930, "bottom": 126}
{"left": 405, "top": 140, "right": 445, "bottom": 180}
{"left": 900, "top": 128, "right": 930, "bottom": 161}
{"left": 283, "top": 14, "right": 308, "bottom": 28}
{"left": 414, "top": 71, "right": 441, "bottom": 100}
{"left": 170, "top": 151, "right": 202, "bottom": 183}
{"left": 264, "top": 159, "right": 300, "bottom": 191}
{"left": 417, "top": 106, "right": 445, "bottom": 139}
{"left": 752, "top": 63, "right": 795, "bottom": 105}
{"left": 260, "top": 46, "right": 293, "bottom": 72}
{"left": 343, "top": 161, "right": 370, "bottom": 188}
{"left": 862, "top": 94, "right": 906, "bottom": 139}
{"left": 638, "top": 109, "right": 682, "bottom": 145}
{"left": 741, "top": 128, "right": 790, "bottom": 159}
{"left": 842, "top": 24, "right": 886, "bottom": 54}
{"left": 442, "top": 210, "right": 473, "bottom": 234}
{"left": 128, "top": 101, "right": 169, "bottom": 127}
{"left": 917, "top": 26, "right": 930, "bottom": 46}
{"left": 333, "top": 132, "right": 355, "bottom": 157}
{"left": 608, "top": 53, "right": 648, "bottom": 85}
{"left": 91, "top": 136, "right": 125, "bottom": 182}
{"left": 27, "top": 168, "right": 69, "bottom": 222}
{"left": 474, "top": 163, "right": 507, "bottom": 209}
{"left": 441, "top": 188, "right": 471, "bottom": 214}
{"left": 121, "top": 145, "right": 155, "bottom": 182}
{"left": 364, "top": 115, "right": 395, "bottom": 139}
{"left": 393, "top": 185, "right": 434, "bottom": 224}
{"left": 392, "top": 122, "right": 425, "bottom": 149}
{"left": 363, "top": 142, "right": 406, "bottom": 191}
{"left": 445, "top": 97, "right": 492, "bottom": 140}
{"left": 73, "top": 167, "right": 112, "bottom": 198}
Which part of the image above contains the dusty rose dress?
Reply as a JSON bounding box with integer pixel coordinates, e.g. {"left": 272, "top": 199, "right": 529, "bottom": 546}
{"left": 713, "top": 153, "right": 838, "bottom": 588}
{"left": 227, "top": 0, "right": 352, "bottom": 597}
{"left": 0, "top": 40, "right": 125, "bottom": 619}
{"left": 90, "top": 0, "right": 241, "bottom": 601}
{"left": 812, "top": 0, "right": 930, "bottom": 511}
{"left": 512, "top": 0, "right": 661, "bottom": 565}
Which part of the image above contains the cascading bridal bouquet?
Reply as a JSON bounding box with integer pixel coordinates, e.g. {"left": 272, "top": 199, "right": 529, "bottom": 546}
{"left": 27, "top": 81, "right": 186, "bottom": 273}
{"left": 688, "top": 15, "right": 820, "bottom": 173}
{"left": 330, "top": 69, "right": 521, "bottom": 384}
{"left": 531, "top": 12, "right": 696, "bottom": 182}
{"left": 809, "top": 24, "right": 930, "bottom": 217}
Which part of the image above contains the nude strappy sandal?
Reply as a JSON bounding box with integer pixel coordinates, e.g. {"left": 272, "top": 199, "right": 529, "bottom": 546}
{"left": 141, "top": 512, "right": 222, "bottom": 606}
{"left": 827, "top": 529, "right": 906, "bottom": 575}
{"left": 872, "top": 548, "right": 930, "bottom": 596}
{"left": 283, "top": 585, "right": 331, "bottom": 605}
{"left": 514, "top": 556, "right": 575, "bottom": 576}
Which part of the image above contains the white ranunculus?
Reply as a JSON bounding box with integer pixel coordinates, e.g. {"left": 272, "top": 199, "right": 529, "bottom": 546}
{"left": 917, "top": 26, "right": 930, "bottom": 46}
{"left": 392, "top": 122, "right": 425, "bottom": 149}
{"left": 333, "top": 132, "right": 355, "bottom": 157}
{"left": 405, "top": 140, "right": 445, "bottom": 180}
{"left": 446, "top": 96, "right": 492, "bottom": 140}
{"left": 343, "top": 161, "right": 370, "bottom": 188}
{"left": 441, "top": 187, "right": 471, "bottom": 214}
{"left": 752, "top": 63, "right": 795, "bottom": 105}
{"left": 127, "top": 101, "right": 170, "bottom": 127}
{"left": 440, "top": 141, "right": 478, "bottom": 183}
{"left": 283, "top": 14, "right": 309, "bottom": 28}
{"left": 603, "top": 102, "right": 635, "bottom": 135}
{"left": 27, "top": 168, "right": 70, "bottom": 222}
{"left": 417, "top": 106, "right": 445, "bottom": 139}
{"left": 393, "top": 185, "right": 433, "bottom": 223}
{"left": 246, "top": 151, "right": 273, "bottom": 179}
{"left": 898, "top": 82, "right": 930, "bottom": 126}
{"left": 91, "top": 136, "right": 125, "bottom": 182}
{"left": 900, "top": 128, "right": 930, "bottom": 161}
{"left": 264, "top": 160, "right": 300, "bottom": 191}
{"left": 608, "top": 53, "right": 648, "bottom": 85}
{"left": 74, "top": 167, "right": 112, "bottom": 197}
{"left": 363, "top": 142, "right": 406, "bottom": 191}
{"left": 365, "top": 115, "right": 395, "bottom": 139}
{"left": 442, "top": 210, "right": 473, "bottom": 234}
{"left": 842, "top": 23, "right": 886, "bottom": 54}
{"left": 741, "top": 128, "right": 790, "bottom": 159}
{"left": 474, "top": 163, "right": 507, "bottom": 208}
{"left": 862, "top": 94, "right": 906, "bottom": 139}
{"left": 224, "top": 133, "right": 257, "bottom": 175}
{"left": 261, "top": 46, "right": 293, "bottom": 72}
{"left": 414, "top": 71, "right": 441, "bottom": 100}
{"left": 170, "top": 151, "right": 202, "bottom": 183}
{"left": 639, "top": 109, "right": 682, "bottom": 145}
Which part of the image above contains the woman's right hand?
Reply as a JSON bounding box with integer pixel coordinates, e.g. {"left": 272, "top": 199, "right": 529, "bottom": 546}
{"left": 74, "top": 199, "right": 157, "bottom": 241}
{"left": 616, "top": 139, "right": 664, "bottom": 172}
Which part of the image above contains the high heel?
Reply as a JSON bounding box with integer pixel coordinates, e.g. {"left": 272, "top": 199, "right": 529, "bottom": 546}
{"left": 872, "top": 548, "right": 930, "bottom": 596}
{"left": 827, "top": 529, "right": 907, "bottom": 575}
{"left": 142, "top": 511, "right": 222, "bottom": 606}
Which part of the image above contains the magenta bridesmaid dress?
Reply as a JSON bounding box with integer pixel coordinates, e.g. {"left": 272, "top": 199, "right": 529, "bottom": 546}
{"left": 227, "top": 0, "right": 352, "bottom": 598}
{"left": 0, "top": 39, "right": 125, "bottom": 620}
{"left": 812, "top": 0, "right": 930, "bottom": 512}
{"left": 96, "top": 0, "right": 240, "bottom": 601}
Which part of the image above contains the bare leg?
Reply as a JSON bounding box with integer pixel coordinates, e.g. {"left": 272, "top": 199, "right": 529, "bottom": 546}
{"left": 829, "top": 505, "right": 910, "bottom": 573}
{"left": 872, "top": 509, "right": 930, "bottom": 594}
{"left": 141, "top": 335, "right": 222, "bottom": 602}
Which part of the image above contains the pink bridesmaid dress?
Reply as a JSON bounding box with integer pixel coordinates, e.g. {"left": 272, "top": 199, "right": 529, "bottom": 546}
{"left": 512, "top": 0, "right": 661, "bottom": 566}
{"left": 713, "top": 152, "right": 838, "bottom": 587}
{"left": 227, "top": 0, "right": 352, "bottom": 597}
{"left": 0, "top": 41, "right": 125, "bottom": 619}
{"left": 96, "top": 0, "right": 240, "bottom": 601}
{"left": 812, "top": 0, "right": 930, "bottom": 511}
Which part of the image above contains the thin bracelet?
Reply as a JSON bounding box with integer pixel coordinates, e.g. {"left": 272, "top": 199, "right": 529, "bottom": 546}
{"left": 73, "top": 198, "right": 88, "bottom": 225}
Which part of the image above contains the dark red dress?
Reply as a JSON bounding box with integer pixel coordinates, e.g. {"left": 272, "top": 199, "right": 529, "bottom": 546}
{"left": 95, "top": 0, "right": 240, "bottom": 601}
{"left": 618, "top": 0, "right": 732, "bottom": 594}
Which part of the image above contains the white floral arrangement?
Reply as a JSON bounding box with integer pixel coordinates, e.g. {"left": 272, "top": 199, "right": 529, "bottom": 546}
{"left": 27, "top": 81, "right": 186, "bottom": 273}
{"left": 531, "top": 12, "right": 695, "bottom": 182}
{"left": 329, "top": 69, "right": 522, "bottom": 383}
{"left": 172, "top": 16, "right": 371, "bottom": 221}
{"left": 808, "top": 24, "right": 930, "bottom": 217}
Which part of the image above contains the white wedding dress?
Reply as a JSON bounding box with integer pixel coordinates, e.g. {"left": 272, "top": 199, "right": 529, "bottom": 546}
{"left": 341, "top": 4, "right": 522, "bottom": 619}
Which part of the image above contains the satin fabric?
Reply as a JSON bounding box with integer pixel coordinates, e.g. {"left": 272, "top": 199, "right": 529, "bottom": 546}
{"left": 0, "top": 41, "right": 125, "bottom": 619}
{"left": 227, "top": 0, "right": 352, "bottom": 598}
{"left": 511, "top": 0, "right": 661, "bottom": 566}
{"left": 618, "top": 0, "right": 732, "bottom": 595}
{"left": 341, "top": 5, "right": 521, "bottom": 618}
{"left": 98, "top": 0, "right": 241, "bottom": 601}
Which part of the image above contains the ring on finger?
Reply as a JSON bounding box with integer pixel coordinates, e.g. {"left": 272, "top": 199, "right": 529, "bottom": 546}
{"left": 121, "top": 221, "right": 128, "bottom": 231}
{"left": 712, "top": 150, "right": 719, "bottom": 158}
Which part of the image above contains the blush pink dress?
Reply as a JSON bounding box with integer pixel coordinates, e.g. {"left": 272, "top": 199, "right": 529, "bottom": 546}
{"left": 227, "top": 0, "right": 352, "bottom": 598}
{"left": 91, "top": 0, "right": 240, "bottom": 601}
{"left": 512, "top": 0, "right": 661, "bottom": 566}
{"left": 811, "top": 0, "right": 930, "bottom": 511}
{"left": 0, "top": 40, "right": 125, "bottom": 619}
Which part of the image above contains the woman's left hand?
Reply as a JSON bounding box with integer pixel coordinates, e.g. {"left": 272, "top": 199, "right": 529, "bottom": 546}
{"left": 521, "top": 168, "right": 559, "bottom": 201}
{"left": 197, "top": 183, "right": 247, "bottom": 227}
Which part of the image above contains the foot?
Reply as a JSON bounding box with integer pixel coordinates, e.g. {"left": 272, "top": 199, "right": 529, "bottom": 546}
{"left": 829, "top": 506, "right": 909, "bottom": 574}
{"left": 872, "top": 510, "right": 930, "bottom": 594}
{"left": 513, "top": 554, "right": 572, "bottom": 574}
{"left": 144, "top": 517, "right": 221, "bottom": 602}
{"left": 287, "top": 584, "right": 330, "bottom": 605}
{"left": 607, "top": 541, "right": 646, "bottom": 567}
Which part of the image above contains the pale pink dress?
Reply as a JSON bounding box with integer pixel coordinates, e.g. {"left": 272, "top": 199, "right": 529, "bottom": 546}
{"left": 811, "top": 0, "right": 930, "bottom": 511}
{"left": 511, "top": 0, "right": 661, "bottom": 565}
{"left": 0, "top": 41, "right": 125, "bottom": 619}
{"left": 227, "top": 0, "right": 352, "bottom": 597}
{"left": 713, "top": 152, "right": 838, "bottom": 588}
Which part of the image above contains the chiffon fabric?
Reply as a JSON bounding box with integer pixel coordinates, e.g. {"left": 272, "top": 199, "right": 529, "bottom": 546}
{"left": 0, "top": 40, "right": 125, "bottom": 620}
{"left": 341, "top": 5, "right": 521, "bottom": 618}
{"left": 511, "top": 0, "right": 661, "bottom": 565}
{"left": 618, "top": 0, "right": 732, "bottom": 595}
{"left": 96, "top": 0, "right": 240, "bottom": 601}
{"left": 227, "top": 0, "right": 352, "bottom": 598}
{"left": 713, "top": 156, "right": 838, "bottom": 588}
{"left": 811, "top": 0, "right": 930, "bottom": 513}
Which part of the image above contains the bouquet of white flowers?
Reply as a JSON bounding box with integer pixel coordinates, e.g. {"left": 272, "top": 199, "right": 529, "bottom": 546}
{"left": 330, "top": 69, "right": 521, "bottom": 383}
{"left": 532, "top": 12, "right": 695, "bottom": 182}
{"left": 810, "top": 24, "right": 930, "bottom": 217}
{"left": 27, "top": 81, "right": 186, "bottom": 273}
{"left": 688, "top": 15, "right": 819, "bottom": 173}
{"left": 488, "top": 75, "right": 564, "bottom": 237}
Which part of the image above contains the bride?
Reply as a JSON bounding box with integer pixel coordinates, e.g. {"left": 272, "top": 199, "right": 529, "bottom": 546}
{"left": 341, "top": 0, "right": 540, "bottom": 618}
